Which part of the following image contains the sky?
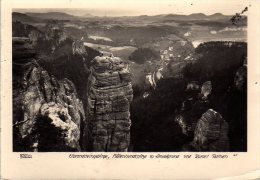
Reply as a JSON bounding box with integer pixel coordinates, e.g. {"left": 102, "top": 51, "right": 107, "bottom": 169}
{"left": 11, "top": 0, "right": 251, "bottom": 16}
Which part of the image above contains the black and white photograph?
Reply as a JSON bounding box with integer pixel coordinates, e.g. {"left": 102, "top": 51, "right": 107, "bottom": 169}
{"left": 12, "top": 2, "right": 247, "bottom": 153}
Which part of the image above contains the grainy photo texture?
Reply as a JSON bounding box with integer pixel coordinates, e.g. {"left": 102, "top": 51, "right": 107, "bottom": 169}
{"left": 12, "top": 7, "right": 247, "bottom": 152}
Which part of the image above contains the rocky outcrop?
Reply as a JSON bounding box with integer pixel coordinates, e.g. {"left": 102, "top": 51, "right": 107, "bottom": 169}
{"left": 183, "top": 109, "right": 229, "bottom": 151}
{"left": 201, "top": 81, "right": 212, "bottom": 99}
{"left": 87, "top": 56, "right": 133, "bottom": 152}
{"left": 175, "top": 96, "right": 210, "bottom": 136}
{"left": 186, "top": 81, "right": 199, "bottom": 91}
{"left": 72, "top": 40, "right": 86, "bottom": 55}
{"left": 38, "top": 102, "right": 81, "bottom": 151}
{"left": 45, "top": 20, "right": 67, "bottom": 44}
{"left": 175, "top": 81, "right": 210, "bottom": 137}
{"left": 13, "top": 37, "right": 85, "bottom": 151}
{"left": 12, "top": 22, "right": 43, "bottom": 46}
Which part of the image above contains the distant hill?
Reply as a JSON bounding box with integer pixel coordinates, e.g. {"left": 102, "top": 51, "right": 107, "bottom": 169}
{"left": 81, "top": 13, "right": 94, "bottom": 18}
{"left": 164, "top": 14, "right": 187, "bottom": 20}
{"left": 188, "top": 13, "right": 207, "bottom": 19}
{"left": 26, "top": 12, "right": 79, "bottom": 20}
{"left": 13, "top": 11, "right": 233, "bottom": 22}
{"left": 163, "top": 13, "right": 230, "bottom": 21}
{"left": 12, "top": 12, "right": 41, "bottom": 23}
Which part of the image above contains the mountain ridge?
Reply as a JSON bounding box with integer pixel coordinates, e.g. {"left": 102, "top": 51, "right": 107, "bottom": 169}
{"left": 13, "top": 11, "right": 234, "bottom": 21}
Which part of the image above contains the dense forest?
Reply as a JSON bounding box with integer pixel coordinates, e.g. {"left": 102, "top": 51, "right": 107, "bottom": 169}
{"left": 128, "top": 47, "right": 160, "bottom": 64}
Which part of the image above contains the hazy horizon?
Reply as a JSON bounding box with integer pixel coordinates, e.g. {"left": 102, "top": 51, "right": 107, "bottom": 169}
{"left": 11, "top": 0, "right": 250, "bottom": 17}
{"left": 13, "top": 8, "right": 247, "bottom": 18}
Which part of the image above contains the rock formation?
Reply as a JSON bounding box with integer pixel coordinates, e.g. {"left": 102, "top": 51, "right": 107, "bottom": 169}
{"left": 186, "top": 81, "right": 199, "bottom": 91}
{"left": 12, "top": 22, "right": 43, "bottom": 46}
{"left": 227, "top": 57, "right": 247, "bottom": 151}
{"left": 175, "top": 81, "right": 210, "bottom": 137}
{"left": 175, "top": 96, "right": 210, "bottom": 136}
{"left": 87, "top": 56, "right": 133, "bottom": 152}
{"left": 13, "top": 37, "right": 85, "bottom": 151}
{"left": 234, "top": 60, "right": 247, "bottom": 91}
{"left": 201, "top": 81, "right": 212, "bottom": 99}
{"left": 72, "top": 40, "right": 86, "bottom": 55}
{"left": 183, "top": 109, "right": 229, "bottom": 151}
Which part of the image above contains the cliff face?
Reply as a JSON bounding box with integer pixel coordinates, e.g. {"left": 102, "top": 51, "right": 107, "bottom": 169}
{"left": 87, "top": 56, "right": 133, "bottom": 151}
{"left": 13, "top": 37, "right": 85, "bottom": 151}
{"left": 184, "top": 109, "right": 229, "bottom": 151}
{"left": 227, "top": 59, "right": 247, "bottom": 151}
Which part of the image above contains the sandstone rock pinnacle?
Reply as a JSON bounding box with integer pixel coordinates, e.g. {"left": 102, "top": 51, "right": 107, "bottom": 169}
{"left": 87, "top": 56, "right": 133, "bottom": 152}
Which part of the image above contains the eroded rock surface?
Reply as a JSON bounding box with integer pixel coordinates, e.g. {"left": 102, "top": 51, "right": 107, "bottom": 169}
{"left": 38, "top": 102, "right": 81, "bottom": 151}
{"left": 201, "top": 81, "right": 212, "bottom": 99}
{"left": 13, "top": 37, "right": 85, "bottom": 151}
{"left": 87, "top": 56, "right": 133, "bottom": 151}
{"left": 72, "top": 40, "right": 87, "bottom": 55}
{"left": 183, "top": 109, "right": 229, "bottom": 151}
{"left": 175, "top": 81, "right": 210, "bottom": 137}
